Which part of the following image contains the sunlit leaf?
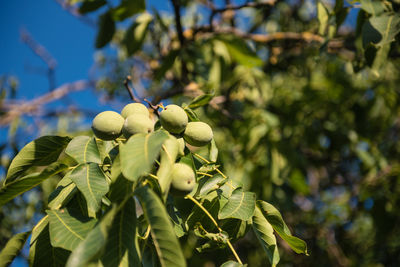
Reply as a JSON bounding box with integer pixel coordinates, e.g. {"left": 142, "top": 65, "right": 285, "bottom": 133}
{"left": 5, "top": 135, "right": 71, "bottom": 182}
{"left": 252, "top": 206, "right": 280, "bottom": 267}
{"left": 48, "top": 176, "right": 77, "bottom": 210}
{"left": 0, "top": 162, "right": 68, "bottom": 207}
{"left": 317, "top": 2, "right": 329, "bottom": 35}
{"left": 187, "top": 94, "right": 214, "bottom": 109}
{"left": 219, "top": 188, "right": 256, "bottom": 221}
{"left": 67, "top": 163, "right": 109, "bottom": 215}
{"left": 136, "top": 186, "right": 186, "bottom": 267}
{"left": 157, "top": 135, "right": 179, "bottom": 195}
{"left": 65, "top": 136, "right": 101, "bottom": 164}
{"left": 360, "top": 0, "right": 385, "bottom": 16}
{"left": 101, "top": 198, "right": 141, "bottom": 267}
{"left": 0, "top": 231, "right": 31, "bottom": 267}
{"left": 29, "top": 216, "right": 70, "bottom": 267}
{"left": 65, "top": 206, "right": 118, "bottom": 267}
{"left": 120, "top": 131, "right": 168, "bottom": 182}
{"left": 47, "top": 209, "right": 97, "bottom": 251}
{"left": 257, "top": 201, "right": 308, "bottom": 255}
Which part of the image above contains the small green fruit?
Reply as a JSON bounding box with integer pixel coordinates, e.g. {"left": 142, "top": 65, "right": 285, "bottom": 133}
{"left": 177, "top": 138, "right": 185, "bottom": 156}
{"left": 170, "top": 163, "right": 196, "bottom": 193}
{"left": 183, "top": 122, "right": 213, "bottom": 147}
{"left": 121, "top": 103, "right": 149, "bottom": 118}
{"left": 122, "top": 114, "right": 154, "bottom": 138}
{"left": 160, "top": 104, "right": 188, "bottom": 134}
{"left": 92, "top": 111, "right": 124, "bottom": 140}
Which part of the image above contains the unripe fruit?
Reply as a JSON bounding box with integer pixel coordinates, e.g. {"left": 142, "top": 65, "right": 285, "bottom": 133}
{"left": 92, "top": 111, "right": 124, "bottom": 140}
{"left": 170, "top": 163, "right": 196, "bottom": 193}
{"left": 160, "top": 104, "right": 188, "bottom": 134}
{"left": 122, "top": 114, "right": 154, "bottom": 138}
{"left": 177, "top": 138, "right": 185, "bottom": 156}
{"left": 183, "top": 122, "right": 213, "bottom": 147}
{"left": 121, "top": 103, "right": 149, "bottom": 118}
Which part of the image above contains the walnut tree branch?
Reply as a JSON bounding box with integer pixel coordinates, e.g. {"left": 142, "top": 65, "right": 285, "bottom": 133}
{"left": 0, "top": 80, "right": 94, "bottom": 126}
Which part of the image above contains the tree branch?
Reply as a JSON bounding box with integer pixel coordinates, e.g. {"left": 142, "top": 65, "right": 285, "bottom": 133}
{"left": 209, "top": 0, "right": 277, "bottom": 28}
{"left": 171, "top": 0, "right": 185, "bottom": 47}
{"left": 0, "top": 80, "right": 94, "bottom": 126}
{"left": 20, "top": 28, "right": 58, "bottom": 91}
{"left": 193, "top": 26, "right": 325, "bottom": 44}
{"left": 123, "top": 76, "right": 141, "bottom": 103}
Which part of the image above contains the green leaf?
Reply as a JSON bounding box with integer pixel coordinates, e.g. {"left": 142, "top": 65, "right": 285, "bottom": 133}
{"left": 317, "top": 1, "right": 329, "bottom": 35}
{"left": 65, "top": 136, "right": 101, "bottom": 164}
{"left": 252, "top": 206, "right": 280, "bottom": 267}
{"left": 120, "top": 131, "right": 169, "bottom": 182}
{"left": 370, "top": 14, "right": 400, "bottom": 47}
{"left": 360, "top": 0, "right": 385, "bottom": 16}
{"left": 184, "top": 107, "right": 200, "bottom": 122}
{"left": 96, "top": 11, "right": 116, "bottom": 48}
{"left": 66, "top": 206, "right": 118, "bottom": 267}
{"left": 187, "top": 94, "right": 214, "bottom": 109}
{"left": 257, "top": 201, "right": 308, "bottom": 255}
{"left": 0, "top": 162, "right": 68, "bottom": 207}
{"left": 68, "top": 163, "right": 109, "bottom": 215}
{"left": 136, "top": 186, "right": 187, "bottom": 267}
{"left": 218, "top": 188, "right": 256, "bottom": 221}
{"left": 157, "top": 135, "right": 179, "bottom": 195}
{"left": 217, "top": 36, "right": 263, "bottom": 68}
{"left": 208, "top": 139, "right": 218, "bottom": 162}
{"left": 29, "top": 216, "right": 71, "bottom": 267}
{"left": 47, "top": 209, "right": 97, "bottom": 251}
{"left": 79, "top": 0, "right": 107, "bottom": 14}
{"left": 220, "top": 261, "right": 246, "bottom": 267}
{"left": 48, "top": 176, "right": 77, "bottom": 210}
{"left": 112, "top": 0, "right": 145, "bottom": 21}
{"left": 101, "top": 198, "right": 141, "bottom": 267}
{"left": 154, "top": 50, "right": 179, "bottom": 81}
{"left": 196, "top": 174, "right": 224, "bottom": 197}
{"left": 363, "top": 14, "right": 400, "bottom": 48}
{"left": 5, "top": 135, "right": 71, "bottom": 182}
{"left": 0, "top": 231, "right": 31, "bottom": 267}
{"left": 186, "top": 197, "right": 220, "bottom": 232}
{"left": 123, "top": 13, "right": 153, "bottom": 56}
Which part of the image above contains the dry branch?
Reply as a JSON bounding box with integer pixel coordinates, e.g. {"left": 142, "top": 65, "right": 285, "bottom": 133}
{"left": 0, "top": 80, "right": 94, "bottom": 126}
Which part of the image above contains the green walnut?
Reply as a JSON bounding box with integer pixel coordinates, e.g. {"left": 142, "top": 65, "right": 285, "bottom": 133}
{"left": 183, "top": 122, "right": 213, "bottom": 147}
{"left": 122, "top": 114, "right": 154, "bottom": 138}
{"left": 177, "top": 137, "right": 185, "bottom": 156}
{"left": 170, "top": 163, "right": 196, "bottom": 193}
{"left": 160, "top": 104, "right": 188, "bottom": 134}
{"left": 92, "top": 111, "right": 124, "bottom": 140}
{"left": 121, "top": 103, "right": 149, "bottom": 118}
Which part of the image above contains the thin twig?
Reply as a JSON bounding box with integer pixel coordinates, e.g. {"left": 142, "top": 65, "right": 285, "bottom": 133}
{"left": 20, "top": 28, "right": 58, "bottom": 91}
{"left": 0, "top": 80, "right": 94, "bottom": 126}
{"left": 143, "top": 99, "right": 160, "bottom": 117}
{"left": 123, "top": 76, "right": 141, "bottom": 103}
{"left": 194, "top": 26, "right": 325, "bottom": 44}
{"left": 209, "top": 0, "right": 277, "bottom": 28}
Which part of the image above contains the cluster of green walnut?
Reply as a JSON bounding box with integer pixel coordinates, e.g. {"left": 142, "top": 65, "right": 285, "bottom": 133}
{"left": 91, "top": 103, "right": 213, "bottom": 193}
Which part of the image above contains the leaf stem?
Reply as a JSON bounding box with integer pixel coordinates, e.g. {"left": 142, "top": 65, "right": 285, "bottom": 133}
{"left": 185, "top": 194, "right": 243, "bottom": 264}
{"left": 196, "top": 171, "right": 213, "bottom": 177}
{"left": 193, "top": 153, "right": 227, "bottom": 179}
{"left": 148, "top": 173, "right": 159, "bottom": 180}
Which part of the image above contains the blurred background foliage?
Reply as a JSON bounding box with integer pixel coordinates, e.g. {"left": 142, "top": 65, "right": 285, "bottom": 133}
{"left": 1, "top": 0, "right": 400, "bottom": 266}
